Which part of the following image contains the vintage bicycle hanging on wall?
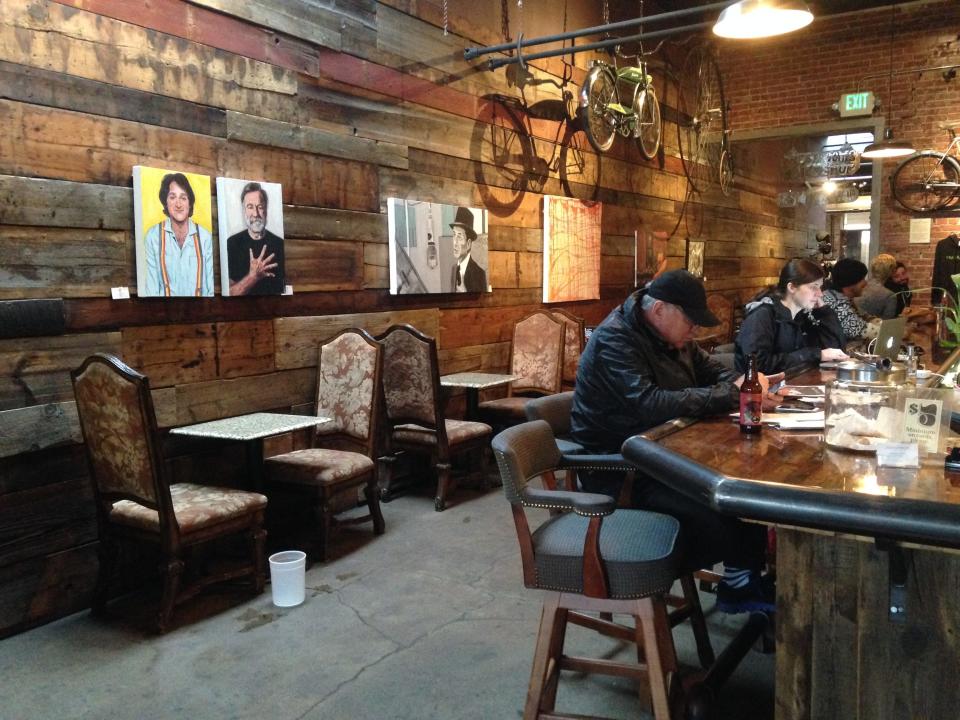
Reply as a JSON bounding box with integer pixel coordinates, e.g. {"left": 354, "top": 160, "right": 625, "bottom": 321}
{"left": 890, "top": 122, "right": 960, "bottom": 213}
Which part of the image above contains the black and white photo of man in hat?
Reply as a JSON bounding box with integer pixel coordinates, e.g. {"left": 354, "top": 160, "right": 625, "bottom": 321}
{"left": 449, "top": 206, "right": 487, "bottom": 293}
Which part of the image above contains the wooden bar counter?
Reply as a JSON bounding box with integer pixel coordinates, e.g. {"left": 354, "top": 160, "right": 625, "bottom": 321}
{"left": 622, "top": 367, "right": 960, "bottom": 720}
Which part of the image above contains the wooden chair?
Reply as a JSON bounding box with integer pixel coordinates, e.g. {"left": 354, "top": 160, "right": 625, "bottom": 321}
{"left": 478, "top": 310, "right": 565, "bottom": 426}
{"left": 492, "top": 420, "right": 713, "bottom": 720}
{"left": 71, "top": 353, "right": 267, "bottom": 634}
{"left": 264, "top": 328, "right": 385, "bottom": 562}
{"left": 695, "top": 293, "right": 734, "bottom": 351}
{"left": 548, "top": 308, "right": 585, "bottom": 390}
{"left": 377, "top": 324, "right": 492, "bottom": 512}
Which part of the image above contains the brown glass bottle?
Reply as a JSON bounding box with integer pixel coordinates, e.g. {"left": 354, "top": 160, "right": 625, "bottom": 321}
{"left": 739, "top": 353, "right": 763, "bottom": 435}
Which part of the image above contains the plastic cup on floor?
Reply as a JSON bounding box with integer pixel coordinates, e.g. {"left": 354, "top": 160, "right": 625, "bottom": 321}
{"left": 268, "top": 550, "right": 307, "bottom": 607}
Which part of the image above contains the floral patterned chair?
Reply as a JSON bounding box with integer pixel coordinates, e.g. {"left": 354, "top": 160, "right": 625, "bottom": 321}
{"left": 549, "top": 309, "right": 585, "bottom": 391}
{"left": 477, "top": 310, "right": 565, "bottom": 427}
{"left": 264, "top": 328, "right": 385, "bottom": 561}
{"left": 376, "top": 324, "right": 492, "bottom": 512}
{"left": 71, "top": 353, "right": 267, "bottom": 634}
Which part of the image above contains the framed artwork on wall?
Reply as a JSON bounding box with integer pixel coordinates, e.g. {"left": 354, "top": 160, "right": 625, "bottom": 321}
{"left": 216, "top": 177, "right": 286, "bottom": 297}
{"left": 387, "top": 198, "right": 489, "bottom": 295}
{"left": 133, "top": 166, "right": 214, "bottom": 298}
{"left": 686, "top": 238, "right": 705, "bottom": 279}
{"left": 542, "top": 196, "right": 601, "bottom": 303}
{"left": 636, "top": 228, "right": 668, "bottom": 286}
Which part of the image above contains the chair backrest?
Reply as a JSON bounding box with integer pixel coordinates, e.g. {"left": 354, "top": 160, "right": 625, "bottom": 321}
{"left": 376, "top": 324, "right": 446, "bottom": 438}
{"left": 71, "top": 354, "right": 174, "bottom": 525}
{"left": 695, "top": 293, "right": 734, "bottom": 346}
{"left": 524, "top": 391, "right": 574, "bottom": 437}
{"left": 491, "top": 420, "right": 562, "bottom": 506}
{"left": 314, "top": 328, "right": 383, "bottom": 456}
{"left": 549, "top": 309, "right": 585, "bottom": 386}
{"left": 510, "top": 310, "right": 565, "bottom": 396}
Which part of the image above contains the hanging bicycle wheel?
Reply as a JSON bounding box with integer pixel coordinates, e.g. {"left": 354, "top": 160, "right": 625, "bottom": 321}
{"left": 579, "top": 64, "right": 617, "bottom": 153}
{"left": 718, "top": 145, "right": 734, "bottom": 197}
{"left": 472, "top": 95, "right": 534, "bottom": 216}
{"left": 677, "top": 45, "right": 728, "bottom": 194}
{"left": 633, "top": 84, "right": 661, "bottom": 160}
{"left": 891, "top": 151, "right": 960, "bottom": 212}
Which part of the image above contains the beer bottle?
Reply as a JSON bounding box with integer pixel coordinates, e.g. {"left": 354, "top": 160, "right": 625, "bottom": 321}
{"left": 739, "top": 353, "right": 763, "bottom": 435}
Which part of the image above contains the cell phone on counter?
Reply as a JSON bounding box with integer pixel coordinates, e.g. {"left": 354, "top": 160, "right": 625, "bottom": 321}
{"left": 774, "top": 399, "right": 818, "bottom": 413}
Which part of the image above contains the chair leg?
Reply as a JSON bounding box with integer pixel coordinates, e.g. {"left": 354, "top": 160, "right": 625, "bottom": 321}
{"left": 157, "top": 556, "right": 184, "bottom": 634}
{"left": 435, "top": 462, "right": 452, "bottom": 512}
{"left": 378, "top": 455, "right": 396, "bottom": 502}
{"left": 540, "top": 604, "right": 569, "bottom": 713}
{"left": 91, "top": 535, "right": 119, "bottom": 617}
{"left": 524, "top": 593, "right": 565, "bottom": 720}
{"left": 251, "top": 524, "right": 267, "bottom": 594}
{"left": 365, "top": 478, "right": 386, "bottom": 535}
{"left": 636, "top": 597, "right": 678, "bottom": 720}
{"left": 316, "top": 499, "right": 332, "bottom": 562}
{"left": 478, "top": 443, "right": 492, "bottom": 491}
{"left": 681, "top": 573, "right": 715, "bottom": 668}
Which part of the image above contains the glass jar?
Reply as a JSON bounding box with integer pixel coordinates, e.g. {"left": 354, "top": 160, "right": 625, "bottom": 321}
{"left": 824, "top": 380, "right": 902, "bottom": 452}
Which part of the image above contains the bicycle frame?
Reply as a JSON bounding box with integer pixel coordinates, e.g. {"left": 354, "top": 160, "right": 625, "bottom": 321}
{"left": 579, "top": 55, "right": 661, "bottom": 158}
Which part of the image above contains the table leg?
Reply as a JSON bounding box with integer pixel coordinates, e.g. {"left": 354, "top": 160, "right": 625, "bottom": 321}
{"left": 246, "top": 438, "right": 265, "bottom": 492}
{"left": 465, "top": 388, "right": 480, "bottom": 421}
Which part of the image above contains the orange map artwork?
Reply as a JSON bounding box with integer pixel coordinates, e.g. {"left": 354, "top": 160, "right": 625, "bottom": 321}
{"left": 543, "top": 196, "right": 601, "bottom": 303}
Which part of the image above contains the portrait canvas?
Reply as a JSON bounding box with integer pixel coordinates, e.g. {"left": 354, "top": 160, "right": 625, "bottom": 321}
{"left": 543, "top": 196, "right": 601, "bottom": 303}
{"left": 686, "top": 238, "right": 706, "bottom": 279}
{"left": 387, "top": 198, "right": 490, "bottom": 295}
{"left": 133, "top": 166, "right": 214, "bottom": 298}
{"left": 636, "top": 228, "right": 668, "bottom": 286}
{"left": 216, "top": 177, "right": 286, "bottom": 297}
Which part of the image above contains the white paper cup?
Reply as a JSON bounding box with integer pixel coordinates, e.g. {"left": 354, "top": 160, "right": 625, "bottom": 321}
{"left": 268, "top": 550, "right": 306, "bottom": 607}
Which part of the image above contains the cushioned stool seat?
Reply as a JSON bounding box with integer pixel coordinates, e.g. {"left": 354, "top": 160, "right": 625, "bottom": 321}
{"left": 532, "top": 510, "right": 679, "bottom": 599}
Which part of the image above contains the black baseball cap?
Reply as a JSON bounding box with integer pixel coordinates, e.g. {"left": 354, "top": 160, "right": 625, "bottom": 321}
{"left": 646, "top": 269, "right": 719, "bottom": 327}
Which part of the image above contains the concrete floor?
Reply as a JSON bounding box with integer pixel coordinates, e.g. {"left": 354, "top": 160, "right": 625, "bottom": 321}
{"left": 0, "top": 484, "right": 774, "bottom": 720}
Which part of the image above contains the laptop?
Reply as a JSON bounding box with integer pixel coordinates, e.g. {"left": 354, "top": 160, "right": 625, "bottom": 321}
{"left": 873, "top": 316, "right": 907, "bottom": 361}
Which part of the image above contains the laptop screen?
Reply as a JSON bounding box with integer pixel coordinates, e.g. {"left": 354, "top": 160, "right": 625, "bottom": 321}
{"left": 874, "top": 317, "right": 906, "bottom": 360}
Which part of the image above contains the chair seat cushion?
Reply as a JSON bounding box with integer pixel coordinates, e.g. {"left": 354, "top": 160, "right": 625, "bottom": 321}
{"left": 393, "top": 419, "right": 491, "bottom": 447}
{"left": 264, "top": 449, "right": 374, "bottom": 487}
{"left": 478, "top": 396, "right": 529, "bottom": 422}
{"left": 555, "top": 437, "right": 585, "bottom": 455}
{"left": 531, "top": 509, "right": 679, "bottom": 599}
{"left": 110, "top": 483, "right": 267, "bottom": 534}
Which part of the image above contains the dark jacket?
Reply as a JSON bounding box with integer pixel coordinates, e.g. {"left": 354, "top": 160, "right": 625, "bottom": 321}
{"left": 570, "top": 289, "right": 740, "bottom": 454}
{"left": 450, "top": 256, "right": 486, "bottom": 292}
{"left": 734, "top": 296, "right": 844, "bottom": 374}
{"left": 931, "top": 234, "right": 960, "bottom": 306}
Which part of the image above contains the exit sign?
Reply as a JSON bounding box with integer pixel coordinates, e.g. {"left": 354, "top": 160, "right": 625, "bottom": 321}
{"left": 839, "top": 91, "right": 875, "bottom": 118}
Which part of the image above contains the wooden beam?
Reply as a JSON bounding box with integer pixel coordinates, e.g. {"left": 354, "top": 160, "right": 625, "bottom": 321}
{"left": 226, "top": 110, "right": 408, "bottom": 170}
{"left": 0, "top": 299, "right": 65, "bottom": 339}
{"left": 0, "top": 175, "right": 131, "bottom": 230}
{"left": 0, "top": 402, "right": 82, "bottom": 458}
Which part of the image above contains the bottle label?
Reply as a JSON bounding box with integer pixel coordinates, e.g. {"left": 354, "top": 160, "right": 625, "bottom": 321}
{"left": 740, "top": 394, "right": 762, "bottom": 426}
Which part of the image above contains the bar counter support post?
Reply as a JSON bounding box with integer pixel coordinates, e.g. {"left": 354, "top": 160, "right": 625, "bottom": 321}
{"left": 876, "top": 538, "right": 909, "bottom": 623}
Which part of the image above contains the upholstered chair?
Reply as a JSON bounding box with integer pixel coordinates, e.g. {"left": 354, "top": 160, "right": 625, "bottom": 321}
{"left": 376, "top": 324, "right": 492, "bottom": 512}
{"left": 71, "top": 353, "right": 267, "bottom": 634}
{"left": 264, "top": 328, "right": 385, "bottom": 561}
{"left": 477, "top": 310, "right": 564, "bottom": 427}
{"left": 548, "top": 308, "right": 585, "bottom": 390}
{"left": 492, "top": 420, "right": 715, "bottom": 720}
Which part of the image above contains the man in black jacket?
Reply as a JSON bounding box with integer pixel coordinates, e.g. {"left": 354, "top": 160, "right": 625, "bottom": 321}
{"left": 571, "top": 270, "right": 777, "bottom": 614}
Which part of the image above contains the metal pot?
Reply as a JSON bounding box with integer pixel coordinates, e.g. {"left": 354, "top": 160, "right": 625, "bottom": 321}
{"left": 834, "top": 358, "right": 907, "bottom": 385}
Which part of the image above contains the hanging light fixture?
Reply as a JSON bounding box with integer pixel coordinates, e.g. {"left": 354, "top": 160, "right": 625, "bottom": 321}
{"left": 861, "top": 4, "right": 914, "bottom": 159}
{"left": 713, "top": 0, "right": 813, "bottom": 39}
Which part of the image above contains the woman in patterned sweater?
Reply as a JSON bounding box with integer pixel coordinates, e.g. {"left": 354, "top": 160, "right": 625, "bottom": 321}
{"left": 821, "top": 257, "right": 878, "bottom": 345}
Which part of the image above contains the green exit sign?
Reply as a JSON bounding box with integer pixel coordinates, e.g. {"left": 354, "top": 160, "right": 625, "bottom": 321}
{"left": 839, "top": 91, "right": 874, "bottom": 117}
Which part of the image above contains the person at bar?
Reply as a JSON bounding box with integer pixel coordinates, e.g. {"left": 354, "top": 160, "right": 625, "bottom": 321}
{"left": 735, "top": 258, "right": 848, "bottom": 374}
{"left": 570, "top": 269, "right": 780, "bottom": 614}
{"left": 821, "top": 257, "right": 878, "bottom": 345}
{"left": 856, "top": 253, "right": 899, "bottom": 319}
{"left": 885, "top": 260, "right": 913, "bottom": 316}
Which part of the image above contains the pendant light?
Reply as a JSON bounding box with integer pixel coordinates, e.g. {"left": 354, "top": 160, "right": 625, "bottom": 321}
{"left": 713, "top": 0, "right": 813, "bottom": 39}
{"left": 861, "top": 4, "right": 914, "bottom": 160}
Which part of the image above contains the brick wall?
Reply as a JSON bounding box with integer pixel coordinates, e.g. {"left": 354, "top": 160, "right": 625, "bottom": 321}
{"left": 720, "top": 0, "right": 960, "bottom": 296}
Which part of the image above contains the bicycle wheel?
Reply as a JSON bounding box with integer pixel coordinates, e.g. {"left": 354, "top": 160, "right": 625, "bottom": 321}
{"left": 677, "top": 46, "right": 727, "bottom": 194}
{"left": 718, "top": 145, "right": 734, "bottom": 197}
{"left": 891, "top": 151, "right": 960, "bottom": 212}
{"left": 579, "top": 64, "right": 617, "bottom": 153}
{"left": 633, "top": 84, "right": 661, "bottom": 160}
{"left": 472, "top": 95, "right": 534, "bottom": 216}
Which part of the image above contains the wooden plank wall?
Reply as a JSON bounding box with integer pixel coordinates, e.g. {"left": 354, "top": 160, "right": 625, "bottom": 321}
{"left": 0, "top": 0, "right": 812, "bottom": 636}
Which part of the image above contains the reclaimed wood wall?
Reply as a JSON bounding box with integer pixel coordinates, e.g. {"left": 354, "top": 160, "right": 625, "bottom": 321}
{"left": 0, "top": 0, "right": 813, "bottom": 636}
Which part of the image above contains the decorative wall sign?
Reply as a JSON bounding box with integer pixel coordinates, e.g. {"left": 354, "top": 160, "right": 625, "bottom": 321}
{"left": 216, "top": 177, "right": 286, "bottom": 296}
{"left": 686, "top": 238, "right": 705, "bottom": 279}
{"left": 134, "top": 166, "right": 214, "bottom": 297}
{"left": 542, "top": 196, "right": 601, "bottom": 303}
{"left": 387, "top": 199, "right": 489, "bottom": 295}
